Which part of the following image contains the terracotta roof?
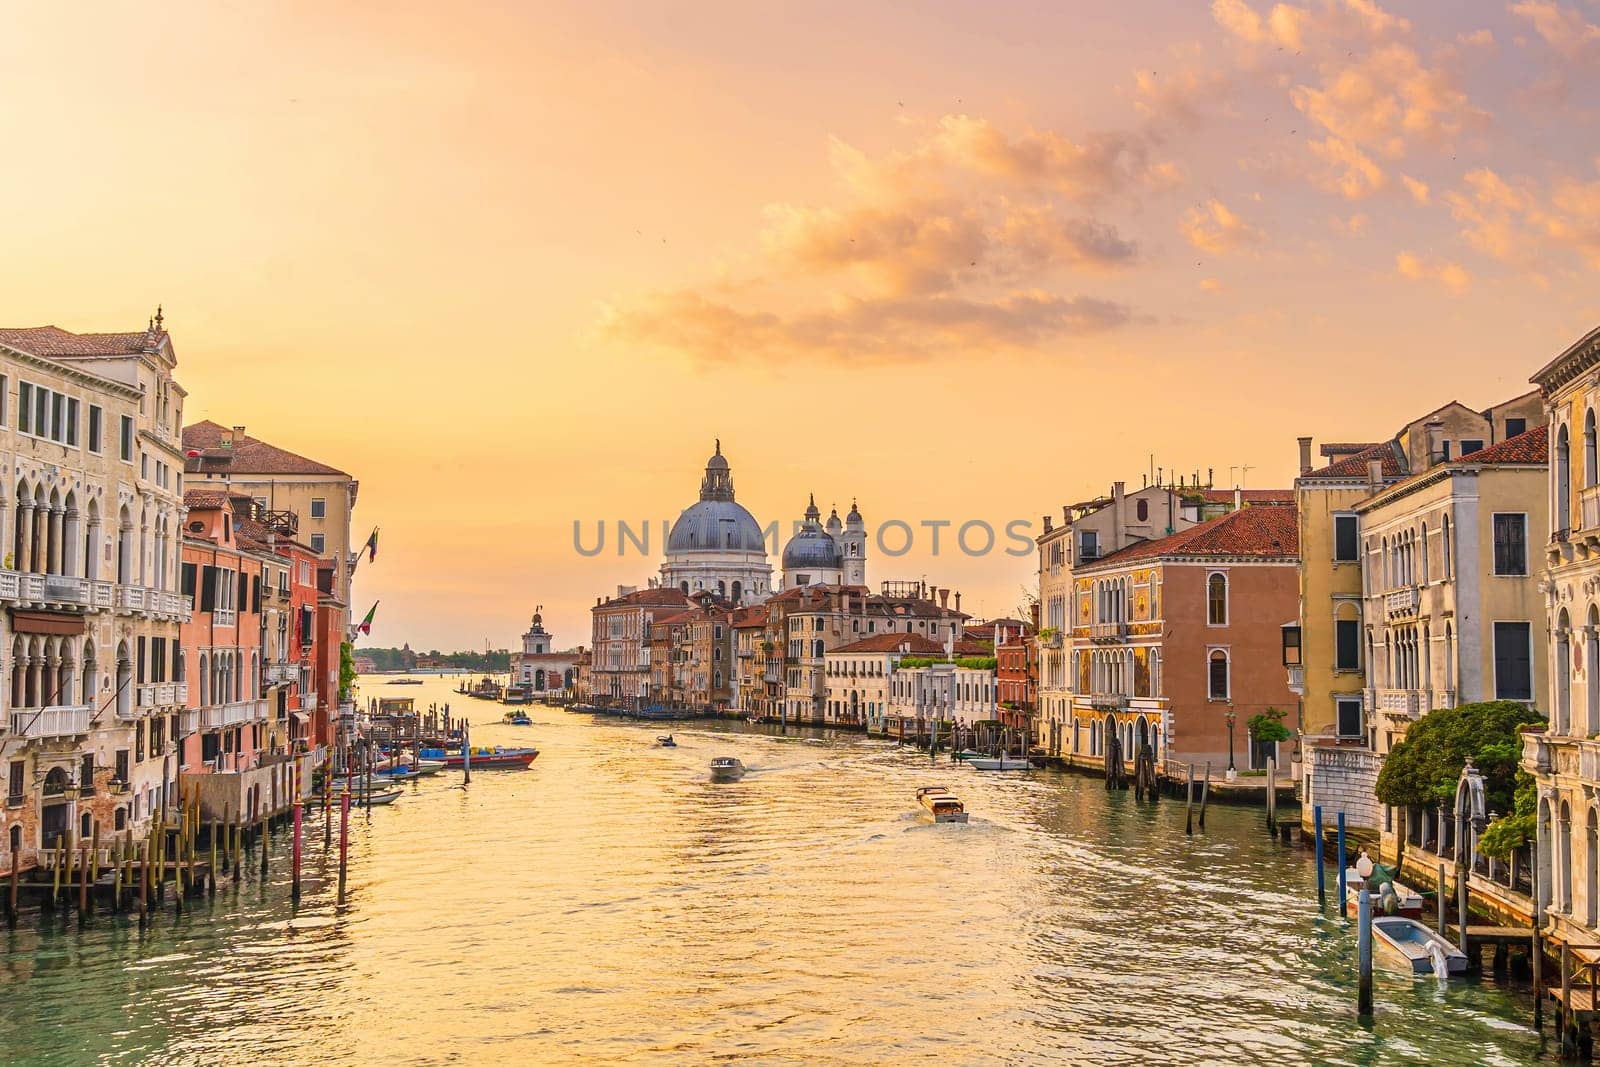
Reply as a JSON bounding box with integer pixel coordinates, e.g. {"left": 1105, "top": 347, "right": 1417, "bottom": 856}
{"left": 183, "top": 420, "right": 350, "bottom": 477}
{"left": 830, "top": 633, "right": 945, "bottom": 654}
{"left": 1456, "top": 424, "right": 1546, "bottom": 465}
{"left": 183, "top": 489, "right": 231, "bottom": 510}
{"left": 731, "top": 606, "right": 767, "bottom": 628}
{"left": 1197, "top": 488, "right": 1295, "bottom": 504}
{"left": 651, "top": 610, "right": 696, "bottom": 627}
{"left": 1087, "top": 504, "right": 1299, "bottom": 567}
{"left": 596, "top": 587, "right": 691, "bottom": 609}
{"left": 952, "top": 639, "right": 993, "bottom": 656}
{"left": 0, "top": 324, "right": 165, "bottom": 357}
{"left": 1319, "top": 442, "right": 1377, "bottom": 456}
{"left": 1300, "top": 441, "right": 1405, "bottom": 481}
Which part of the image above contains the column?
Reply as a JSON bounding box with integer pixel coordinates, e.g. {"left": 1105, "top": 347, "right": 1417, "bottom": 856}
{"left": 47, "top": 507, "right": 63, "bottom": 575}
{"left": 16, "top": 504, "right": 33, "bottom": 574}
{"left": 31, "top": 506, "right": 46, "bottom": 574}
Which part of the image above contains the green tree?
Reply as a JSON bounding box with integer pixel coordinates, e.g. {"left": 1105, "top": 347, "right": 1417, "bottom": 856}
{"left": 1248, "top": 706, "right": 1292, "bottom": 744}
{"left": 338, "top": 641, "right": 357, "bottom": 702}
{"left": 1479, "top": 769, "right": 1537, "bottom": 861}
{"left": 1374, "top": 700, "right": 1545, "bottom": 816}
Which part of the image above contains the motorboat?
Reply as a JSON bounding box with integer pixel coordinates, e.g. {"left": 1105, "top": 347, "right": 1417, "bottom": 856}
{"left": 916, "top": 786, "right": 969, "bottom": 823}
{"left": 967, "top": 752, "right": 1032, "bottom": 772}
{"left": 387, "top": 678, "right": 423, "bottom": 685}
{"left": 656, "top": 735, "right": 677, "bottom": 747}
{"left": 418, "top": 745, "right": 539, "bottom": 769}
{"left": 953, "top": 749, "right": 985, "bottom": 762}
{"left": 1344, "top": 876, "right": 1424, "bottom": 920}
{"left": 304, "top": 787, "right": 403, "bottom": 808}
{"left": 746, "top": 715, "right": 762, "bottom": 725}
{"left": 710, "top": 756, "right": 745, "bottom": 782}
{"left": 503, "top": 710, "right": 532, "bottom": 726}
{"left": 413, "top": 759, "right": 447, "bottom": 776}
{"left": 1370, "top": 916, "right": 1469, "bottom": 976}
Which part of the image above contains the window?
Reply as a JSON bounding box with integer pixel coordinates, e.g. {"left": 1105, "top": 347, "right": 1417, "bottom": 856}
{"left": 7, "top": 760, "right": 22, "bottom": 802}
{"left": 65, "top": 398, "right": 78, "bottom": 446}
{"left": 1335, "top": 698, "right": 1362, "bottom": 738}
{"left": 310, "top": 497, "right": 326, "bottom": 518}
{"left": 1333, "top": 514, "right": 1359, "bottom": 562}
{"left": 1335, "top": 619, "right": 1360, "bottom": 671}
{"left": 114, "top": 749, "right": 129, "bottom": 785}
{"left": 17, "top": 382, "right": 31, "bottom": 434}
{"left": 1079, "top": 530, "right": 1099, "bottom": 561}
{"left": 0, "top": 374, "right": 6, "bottom": 425}
{"left": 1207, "top": 572, "right": 1228, "bottom": 625}
{"left": 1494, "top": 622, "right": 1533, "bottom": 700}
{"left": 119, "top": 415, "right": 134, "bottom": 461}
{"left": 1439, "top": 440, "right": 1451, "bottom": 461}
{"left": 1136, "top": 499, "right": 1149, "bottom": 521}
{"left": 1493, "top": 514, "right": 1527, "bottom": 576}
{"left": 1208, "top": 650, "right": 1229, "bottom": 700}
{"left": 1506, "top": 417, "right": 1527, "bottom": 438}
{"left": 16, "top": 382, "right": 82, "bottom": 445}
{"left": 1460, "top": 439, "right": 1484, "bottom": 456}
{"left": 310, "top": 534, "right": 325, "bottom": 554}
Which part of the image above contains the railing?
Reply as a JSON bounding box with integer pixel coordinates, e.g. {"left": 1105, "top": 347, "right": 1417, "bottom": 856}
{"left": 199, "top": 699, "right": 265, "bottom": 730}
{"left": 1434, "top": 688, "right": 1456, "bottom": 710}
{"left": 1384, "top": 587, "right": 1419, "bottom": 617}
{"left": 298, "top": 691, "right": 317, "bottom": 711}
{"left": 1373, "top": 688, "right": 1426, "bottom": 717}
{"left": 10, "top": 703, "right": 92, "bottom": 739}
{"left": 213, "top": 607, "right": 237, "bottom": 627}
{"left": 112, "top": 584, "right": 191, "bottom": 621}
{"left": 177, "top": 709, "right": 200, "bottom": 736}
{"left": 136, "top": 682, "right": 185, "bottom": 708}
{"left": 1090, "top": 622, "right": 1127, "bottom": 642}
{"left": 263, "top": 662, "right": 299, "bottom": 685}
{"left": 1088, "top": 692, "right": 1129, "bottom": 710}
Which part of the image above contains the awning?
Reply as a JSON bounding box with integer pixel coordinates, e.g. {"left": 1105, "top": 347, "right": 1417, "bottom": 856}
{"left": 291, "top": 711, "right": 311, "bottom": 724}
{"left": 11, "top": 610, "right": 86, "bottom": 636}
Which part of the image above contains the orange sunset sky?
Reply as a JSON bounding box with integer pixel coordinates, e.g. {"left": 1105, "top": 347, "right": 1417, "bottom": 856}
{"left": 3, "top": 1, "right": 1598, "bottom": 650}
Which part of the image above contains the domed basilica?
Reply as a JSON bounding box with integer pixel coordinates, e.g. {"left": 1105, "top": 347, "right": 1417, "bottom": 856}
{"left": 659, "top": 442, "right": 867, "bottom": 603}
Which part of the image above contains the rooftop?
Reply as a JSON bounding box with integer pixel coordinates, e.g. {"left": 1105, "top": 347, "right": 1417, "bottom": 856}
{"left": 1085, "top": 504, "right": 1299, "bottom": 568}
{"left": 183, "top": 420, "right": 351, "bottom": 478}
{"left": 0, "top": 323, "right": 167, "bottom": 358}
{"left": 830, "top": 633, "right": 946, "bottom": 655}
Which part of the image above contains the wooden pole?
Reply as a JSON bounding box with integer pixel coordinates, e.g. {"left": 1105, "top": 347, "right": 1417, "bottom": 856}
{"left": 7, "top": 849, "right": 17, "bottom": 928}
{"left": 90, "top": 822, "right": 100, "bottom": 882}
{"left": 1314, "top": 805, "right": 1325, "bottom": 911}
{"left": 1184, "top": 763, "right": 1195, "bottom": 835}
{"left": 291, "top": 767, "right": 303, "bottom": 903}
{"left": 1562, "top": 939, "right": 1574, "bottom": 1058}
{"left": 337, "top": 789, "right": 350, "bottom": 905}
{"left": 1436, "top": 863, "right": 1447, "bottom": 936}
{"left": 1533, "top": 859, "right": 1544, "bottom": 1031}
{"left": 1336, "top": 812, "right": 1348, "bottom": 917}
{"left": 1357, "top": 889, "right": 1374, "bottom": 1018}
{"left": 221, "top": 805, "right": 231, "bottom": 873}
{"left": 462, "top": 723, "right": 471, "bottom": 788}
{"left": 233, "top": 807, "right": 242, "bottom": 887}
{"left": 51, "top": 840, "right": 62, "bottom": 906}
{"left": 1266, "top": 757, "right": 1276, "bottom": 834}
{"left": 209, "top": 823, "right": 218, "bottom": 897}
{"left": 1198, "top": 762, "right": 1210, "bottom": 831}
{"left": 1457, "top": 863, "right": 1470, "bottom": 967}
{"left": 324, "top": 779, "right": 331, "bottom": 847}
{"left": 137, "top": 841, "right": 149, "bottom": 923}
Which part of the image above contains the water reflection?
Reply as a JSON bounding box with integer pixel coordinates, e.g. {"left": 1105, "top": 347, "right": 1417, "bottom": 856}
{"left": 0, "top": 675, "right": 1556, "bottom": 1065}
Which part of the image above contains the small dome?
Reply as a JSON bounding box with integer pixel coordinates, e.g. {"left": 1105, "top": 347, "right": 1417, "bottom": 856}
{"left": 826, "top": 506, "right": 842, "bottom": 535}
{"left": 783, "top": 527, "right": 842, "bottom": 570}
{"left": 846, "top": 499, "right": 864, "bottom": 528}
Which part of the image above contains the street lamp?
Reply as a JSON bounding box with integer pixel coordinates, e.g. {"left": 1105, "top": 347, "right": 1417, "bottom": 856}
{"left": 1225, "top": 705, "right": 1237, "bottom": 778}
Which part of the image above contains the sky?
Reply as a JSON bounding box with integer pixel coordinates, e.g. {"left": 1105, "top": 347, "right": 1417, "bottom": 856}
{"left": 2, "top": 0, "right": 1598, "bottom": 650}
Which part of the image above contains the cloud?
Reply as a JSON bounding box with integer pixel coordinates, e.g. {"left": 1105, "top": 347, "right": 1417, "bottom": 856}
{"left": 1212, "top": 0, "right": 1411, "bottom": 49}
{"left": 1291, "top": 43, "right": 1484, "bottom": 158}
{"left": 1510, "top": 1, "right": 1600, "bottom": 61}
{"left": 599, "top": 288, "right": 1135, "bottom": 364}
{"left": 1181, "top": 198, "right": 1266, "bottom": 253}
{"left": 1307, "top": 136, "right": 1386, "bottom": 198}
{"left": 1400, "top": 173, "right": 1430, "bottom": 204}
{"left": 1200, "top": 277, "right": 1226, "bottom": 293}
{"left": 1395, "top": 251, "right": 1471, "bottom": 293}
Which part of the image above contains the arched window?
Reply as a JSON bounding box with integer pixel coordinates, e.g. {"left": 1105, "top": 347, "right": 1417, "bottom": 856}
{"left": 1441, "top": 516, "right": 1453, "bottom": 579}
{"left": 1208, "top": 649, "right": 1229, "bottom": 700}
{"left": 1558, "top": 422, "right": 1573, "bottom": 533}
{"left": 1587, "top": 409, "right": 1597, "bottom": 489}
{"left": 1136, "top": 499, "right": 1149, "bottom": 521}
{"left": 1207, "top": 573, "right": 1227, "bottom": 625}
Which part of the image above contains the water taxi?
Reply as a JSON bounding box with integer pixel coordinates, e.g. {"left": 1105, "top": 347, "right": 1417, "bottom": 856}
{"left": 656, "top": 734, "right": 677, "bottom": 747}
{"left": 915, "top": 786, "right": 968, "bottom": 823}
{"left": 710, "top": 756, "right": 745, "bottom": 782}
{"left": 503, "top": 710, "right": 532, "bottom": 726}
{"left": 419, "top": 745, "right": 539, "bottom": 769}
{"left": 967, "top": 753, "right": 1032, "bottom": 772}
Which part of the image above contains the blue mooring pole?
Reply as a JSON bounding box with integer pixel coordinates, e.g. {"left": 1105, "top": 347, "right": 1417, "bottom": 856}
{"left": 1336, "top": 811, "right": 1348, "bottom": 919}
{"left": 1314, "top": 805, "right": 1326, "bottom": 910}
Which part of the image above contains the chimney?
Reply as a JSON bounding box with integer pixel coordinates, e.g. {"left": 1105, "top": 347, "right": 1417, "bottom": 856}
{"left": 1042, "top": 514, "right": 1053, "bottom": 533}
{"left": 1297, "top": 436, "right": 1313, "bottom": 475}
{"left": 1425, "top": 420, "right": 1444, "bottom": 467}
{"left": 1234, "top": 486, "right": 1242, "bottom": 511}
{"left": 1367, "top": 458, "right": 1383, "bottom": 493}
{"left": 939, "top": 588, "right": 949, "bottom": 608}
{"left": 955, "top": 591, "right": 962, "bottom": 613}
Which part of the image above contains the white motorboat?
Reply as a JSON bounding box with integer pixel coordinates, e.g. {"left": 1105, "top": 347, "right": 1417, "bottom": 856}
{"left": 967, "top": 753, "right": 1032, "bottom": 772}
{"left": 916, "top": 786, "right": 969, "bottom": 823}
{"left": 1370, "top": 916, "right": 1468, "bottom": 976}
{"left": 710, "top": 756, "right": 745, "bottom": 782}
{"left": 414, "top": 759, "right": 447, "bottom": 776}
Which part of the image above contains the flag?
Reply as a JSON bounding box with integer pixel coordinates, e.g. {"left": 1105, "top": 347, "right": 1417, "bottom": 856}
{"left": 364, "top": 527, "right": 379, "bottom": 563}
{"left": 358, "top": 601, "right": 378, "bottom": 635}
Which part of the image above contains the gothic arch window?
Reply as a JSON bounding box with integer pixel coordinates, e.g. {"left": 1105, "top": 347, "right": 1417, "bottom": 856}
{"left": 1207, "top": 573, "right": 1228, "bottom": 626}
{"left": 1208, "top": 649, "right": 1229, "bottom": 700}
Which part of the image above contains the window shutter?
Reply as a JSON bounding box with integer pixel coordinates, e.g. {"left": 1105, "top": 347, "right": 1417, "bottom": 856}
{"left": 181, "top": 562, "right": 197, "bottom": 598}
{"left": 251, "top": 575, "right": 261, "bottom": 614}
{"left": 237, "top": 571, "right": 248, "bottom": 612}
{"left": 200, "top": 566, "right": 217, "bottom": 611}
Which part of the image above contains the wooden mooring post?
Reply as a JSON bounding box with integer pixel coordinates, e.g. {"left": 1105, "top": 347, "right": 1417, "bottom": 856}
{"left": 1183, "top": 763, "right": 1195, "bottom": 836}
{"left": 1266, "top": 758, "right": 1276, "bottom": 834}
{"left": 1532, "top": 860, "right": 1544, "bottom": 1032}
{"left": 1314, "top": 805, "right": 1325, "bottom": 911}
{"left": 1436, "top": 863, "right": 1447, "bottom": 936}
{"left": 1336, "top": 812, "right": 1347, "bottom": 918}
{"left": 1357, "top": 888, "right": 1374, "bottom": 1019}
{"left": 1197, "top": 762, "right": 1211, "bottom": 831}
{"left": 291, "top": 767, "right": 303, "bottom": 903}
{"left": 7, "top": 849, "right": 17, "bottom": 928}
{"left": 337, "top": 790, "right": 350, "bottom": 905}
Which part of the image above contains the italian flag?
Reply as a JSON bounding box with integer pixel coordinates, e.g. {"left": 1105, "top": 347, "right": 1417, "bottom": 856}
{"left": 364, "top": 528, "right": 379, "bottom": 563}
{"left": 358, "top": 601, "right": 378, "bottom": 635}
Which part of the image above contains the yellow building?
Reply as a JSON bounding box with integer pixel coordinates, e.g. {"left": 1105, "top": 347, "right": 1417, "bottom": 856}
{"left": 1295, "top": 393, "right": 1543, "bottom": 836}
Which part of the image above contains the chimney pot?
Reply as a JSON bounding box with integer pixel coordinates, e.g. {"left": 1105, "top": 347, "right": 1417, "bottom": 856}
{"left": 1367, "top": 458, "right": 1383, "bottom": 492}
{"left": 1297, "top": 436, "right": 1314, "bottom": 476}
{"left": 1043, "top": 515, "right": 1052, "bottom": 532}
{"left": 955, "top": 591, "right": 962, "bottom": 612}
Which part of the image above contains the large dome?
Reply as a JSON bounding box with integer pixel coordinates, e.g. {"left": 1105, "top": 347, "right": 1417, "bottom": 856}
{"left": 781, "top": 494, "right": 842, "bottom": 570}
{"left": 665, "top": 441, "right": 768, "bottom": 557}
{"left": 668, "top": 499, "right": 767, "bottom": 554}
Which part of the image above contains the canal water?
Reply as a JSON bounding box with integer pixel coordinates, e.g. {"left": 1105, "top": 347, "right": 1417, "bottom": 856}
{"left": 0, "top": 674, "right": 1555, "bottom": 1065}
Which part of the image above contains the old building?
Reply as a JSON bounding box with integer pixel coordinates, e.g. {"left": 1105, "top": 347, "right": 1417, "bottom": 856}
{"left": 589, "top": 586, "right": 691, "bottom": 709}
{"left": 510, "top": 610, "right": 581, "bottom": 697}
{"left": 661, "top": 442, "right": 772, "bottom": 604}
{"left": 0, "top": 320, "right": 192, "bottom": 871}
{"left": 1067, "top": 505, "right": 1300, "bottom": 774}
{"left": 824, "top": 633, "right": 945, "bottom": 730}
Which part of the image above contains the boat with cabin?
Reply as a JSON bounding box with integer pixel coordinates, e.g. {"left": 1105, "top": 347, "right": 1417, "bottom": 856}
{"left": 915, "top": 786, "right": 968, "bottom": 823}
{"left": 656, "top": 735, "right": 676, "bottom": 747}
{"left": 710, "top": 757, "right": 745, "bottom": 782}
{"left": 967, "top": 752, "right": 1032, "bottom": 772}
{"left": 419, "top": 745, "right": 538, "bottom": 769}
{"left": 503, "top": 710, "right": 532, "bottom": 726}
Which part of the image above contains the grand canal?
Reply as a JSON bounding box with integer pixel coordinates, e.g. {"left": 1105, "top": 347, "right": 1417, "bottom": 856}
{"left": 0, "top": 675, "right": 1555, "bottom": 1065}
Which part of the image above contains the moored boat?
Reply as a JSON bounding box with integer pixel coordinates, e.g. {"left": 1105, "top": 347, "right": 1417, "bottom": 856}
{"left": 656, "top": 734, "right": 676, "bottom": 747}
{"left": 419, "top": 745, "right": 538, "bottom": 769}
{"left": 710, "top": 756, "right": 745, "bottom": 782}
{"left": 967, "top": 753, "right": 1032, "bottom": 772}
{"left": 1370, "top": 916, "right": 1468, "bottom": 976}
{"left": 304, "top": 787, "right": 404, "bottom": 807}
{"left": 915, "top": 786, "right": 968, "bottom": 823}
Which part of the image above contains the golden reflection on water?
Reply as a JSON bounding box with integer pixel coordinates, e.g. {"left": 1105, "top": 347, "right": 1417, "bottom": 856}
{"left": 0, "top": 675, "right": 1556, "bottom": 1065}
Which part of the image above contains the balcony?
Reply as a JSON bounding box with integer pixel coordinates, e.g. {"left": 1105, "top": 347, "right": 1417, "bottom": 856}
{"left": 177, "top": 708, "right": 200, "bottom": 736}
{"left": 263, "top": 662, "right": 299, "bottom": 685}
{"left": 199, "top": 699, "right": 267, "bottom": 730}
{"left": 0, "top": 569, "right": 95, "bottom": 610}
{"left": 10, "top": 703, "right": 92, "bottom": 740}
{"left": 113, "top": 584, "right": 192, "bottom": 622}
{"left": 1384, "top": 587, "right": 1419, "bottom": 618}
{"left": 298, "top": 690, "right": 317, "bottom": 711}
{"left": 1369, "top": 687, "right": 1430, "bottom": 719}
{"left": 1089, "top": 621, "right": 1127, "bottom": 643}
{"left": 1584, "top": 486, "right": 1600, "bottom": 534}
{"left": 1039, "top": 630, "right": 1063, "bottom": 649}
{"left": 1088, "top": 692, "right": 1130, "bottom": 711}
